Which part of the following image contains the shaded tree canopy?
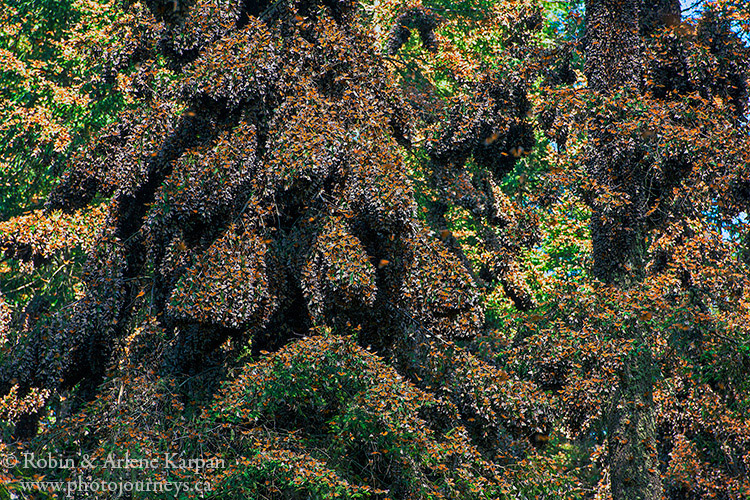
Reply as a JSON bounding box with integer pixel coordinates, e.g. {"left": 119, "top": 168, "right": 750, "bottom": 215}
{"left": 1, "top": 0, "right": 750, "bottom": 498}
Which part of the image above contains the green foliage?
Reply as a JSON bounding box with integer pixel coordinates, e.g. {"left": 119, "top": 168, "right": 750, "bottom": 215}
{"left": 1, "top": 0, "right": 749, "bottom": 499}
{"left": 0, "top": 0, "right": 130, "bottom": 217}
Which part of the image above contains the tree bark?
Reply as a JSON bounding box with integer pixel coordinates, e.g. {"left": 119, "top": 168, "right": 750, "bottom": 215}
{"left": 584, "top": 1, "right": 663, "bottom": 499}
{"left": 607, "top": 332, "right": 662, "bottom": 500}
{"left": 585, "top": 0, "right": 644, "bottom": 285}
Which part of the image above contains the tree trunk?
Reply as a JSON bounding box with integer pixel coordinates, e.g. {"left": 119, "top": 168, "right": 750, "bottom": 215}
{"left": 585, "top": 0, "right": 644, "bottom": 285}
{"left": 584, "top": 1, "right": 663, "bottom": 499}
{"left": 607, "top": 330, "right": 662, "bottom": 500}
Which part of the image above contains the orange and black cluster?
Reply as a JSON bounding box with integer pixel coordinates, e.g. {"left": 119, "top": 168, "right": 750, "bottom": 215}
{"left": 11, "top": 0, "right": 484, "bottom": 409}
{"left": 385, "top": 7, "right": 439, "bottom": 55}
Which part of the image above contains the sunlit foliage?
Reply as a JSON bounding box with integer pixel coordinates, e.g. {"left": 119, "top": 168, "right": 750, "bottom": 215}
{"left": 0, "top": 0, "right": 749, "bottom": 498}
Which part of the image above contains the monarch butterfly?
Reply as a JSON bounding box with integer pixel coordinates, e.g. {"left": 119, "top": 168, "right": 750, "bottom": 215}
{"left": 484, "top": 133, "right": 500, "bottom": 145}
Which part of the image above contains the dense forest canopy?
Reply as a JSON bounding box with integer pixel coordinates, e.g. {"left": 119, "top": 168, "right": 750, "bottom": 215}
{"left": 1, "top": 0, "right": 749, "bottom": 498}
